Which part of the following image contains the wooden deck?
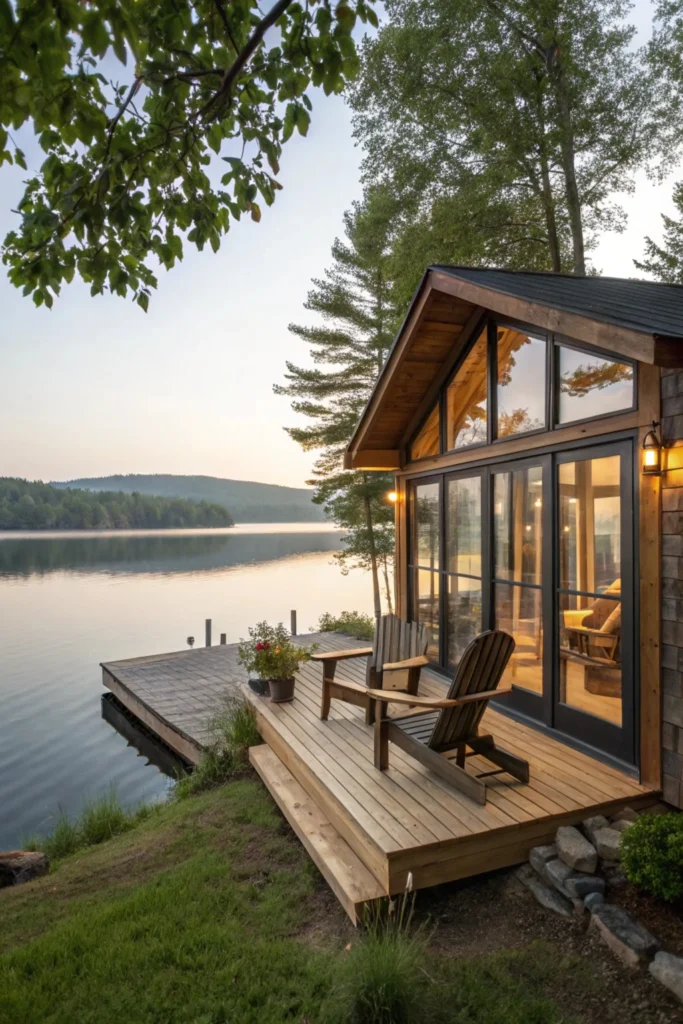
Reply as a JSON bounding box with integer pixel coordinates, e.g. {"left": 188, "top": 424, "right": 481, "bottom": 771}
{"left": 102, "top": 632, "right": 659, "bottom": 924}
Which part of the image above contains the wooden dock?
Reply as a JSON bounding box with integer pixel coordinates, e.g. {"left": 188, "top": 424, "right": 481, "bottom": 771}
{"left": 102, "top": 633, "right": 659, "bottom": 924}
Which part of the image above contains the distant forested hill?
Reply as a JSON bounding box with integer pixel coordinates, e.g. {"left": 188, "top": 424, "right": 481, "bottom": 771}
{"left": 0, "top": 479, "right": 233, "bottom": 530}
{"left": 53, "top": 474, "right": 325, "bottom": 523}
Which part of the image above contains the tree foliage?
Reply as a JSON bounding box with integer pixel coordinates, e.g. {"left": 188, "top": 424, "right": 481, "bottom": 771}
{"left": 351, "top": 0, "right": 660, "bottom": 280}
{"left": 0, "top": 477, "right": 234, "bottom": 529}
{"left": 275, "top": 187, "right": 400, "bottom": 614}
{"left": 0, "top": 0, "right": 376, "bottom": 308}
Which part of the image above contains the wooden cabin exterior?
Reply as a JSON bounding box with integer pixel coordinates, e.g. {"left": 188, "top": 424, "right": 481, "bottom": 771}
{"left": 346, "top": 266, "right": 683, "bottom": 806}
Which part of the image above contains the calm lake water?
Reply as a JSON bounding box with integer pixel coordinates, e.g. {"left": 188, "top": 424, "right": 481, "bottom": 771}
{"left": 0, "top": 524, "right": 373, "bottom": 849}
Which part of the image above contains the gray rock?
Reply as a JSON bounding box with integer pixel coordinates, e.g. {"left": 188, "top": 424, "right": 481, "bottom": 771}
{"left": 610, "top": 819, "right": 634, "bottom": 834}
{"left": 650, "top": 952, "right": 683, "bottom": 1003}
{"left": 612, "top": 806, "right": 640, "bottom": 824}
{"left": 0, "top": 850, "right": 49, "bottom": 888}
{"left": 594, "top": 826, "right": 622, "bottom": 861}
{"left": 565, "top": 874, "right": 605, "bottom": 899}
{"left": 517, "top": 864, "right": 573, "bottom": 918}
{"left": 584, "top": 892, "right": 605, "bottom": 912}
{"left": 529, "top": 843, "right": 557, "bottom": 882}
{"left": 590, "top": 903, "right": 659, "bottom": 967}
{"left": 546, "top": 857, "right": 581, "bottom": 896}
{"left": 583, "top": 815, "right": 610, "bottom": 846}
{"left": 556, "top": 825, "right": 598, "bottom": 873}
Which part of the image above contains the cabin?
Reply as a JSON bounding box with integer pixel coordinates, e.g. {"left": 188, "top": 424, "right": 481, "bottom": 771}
{"left": 346, "top": 265, "right": 683, "bottom": 807}
{"left": 103, "top": 265, "right": 683, "bottom": 924}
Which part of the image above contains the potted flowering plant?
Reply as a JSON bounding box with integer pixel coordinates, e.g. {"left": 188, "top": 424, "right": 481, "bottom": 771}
{"left": 238, "top": 621, "right": 317, "bottom": 703}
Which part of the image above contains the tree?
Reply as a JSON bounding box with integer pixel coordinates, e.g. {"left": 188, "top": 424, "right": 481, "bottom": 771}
{"left": 351, "top": 0, "right": 659, "bottom": 277}
{"left": 635, "top": 182, "right": 683, "bottom": 282}
{"left": 0, "top": 0, "right": 377, "bottom": 309}
{"left": 275, "top": 187, "right": 399, "bottom": 617}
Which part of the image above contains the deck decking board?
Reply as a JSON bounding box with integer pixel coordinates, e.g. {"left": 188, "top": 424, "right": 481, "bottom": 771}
{"left": 102, "top": 631, "right": 659, "bottom": 915}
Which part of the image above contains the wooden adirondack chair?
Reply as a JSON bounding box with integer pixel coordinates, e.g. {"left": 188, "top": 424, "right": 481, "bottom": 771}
{"left": 369, "top": 630, "right": 529, "bottom": 805}
{"left": 313, "top": 614, "right": 430, "bottom": 725}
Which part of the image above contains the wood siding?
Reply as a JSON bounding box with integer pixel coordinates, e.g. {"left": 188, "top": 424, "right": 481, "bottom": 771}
{"left": 661, "top": 368, "right": 683, "bottom": 807}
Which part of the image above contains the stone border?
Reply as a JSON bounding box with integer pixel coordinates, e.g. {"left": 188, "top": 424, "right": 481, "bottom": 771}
{"left": 517, "top": 803, "right": 683, "bottom": 1004}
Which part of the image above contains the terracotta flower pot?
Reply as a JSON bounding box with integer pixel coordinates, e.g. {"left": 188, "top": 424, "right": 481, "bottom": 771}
{"left": 268, "top": 677, "right": 296, "bottom": 703}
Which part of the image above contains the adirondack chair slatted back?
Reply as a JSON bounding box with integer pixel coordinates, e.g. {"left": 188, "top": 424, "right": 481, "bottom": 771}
{"left": 429, "top": 630, "right": 515, "bottom": 749}
{"left": 367, "top": 614, "right": 429, "bottom": 687}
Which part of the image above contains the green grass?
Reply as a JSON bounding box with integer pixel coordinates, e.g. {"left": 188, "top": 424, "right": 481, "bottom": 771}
{"left": 316, "top": 610, "right": 376, "bottom": 640}
{"left": 173, "top": 696, "right": 261, "bottom": 800}
{"left": 24, "top": 788, "right": 159, "bottom": 861}
{"left": 1, "top": 773, "right": 600, "bottom": 1024}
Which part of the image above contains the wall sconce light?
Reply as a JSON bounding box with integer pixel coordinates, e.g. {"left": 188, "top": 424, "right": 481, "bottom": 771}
{"left": 387, "top": 490, "right": 399, "bottom": 503}
{"left": 642, "top": 421, "right": 663, "bottom": 476}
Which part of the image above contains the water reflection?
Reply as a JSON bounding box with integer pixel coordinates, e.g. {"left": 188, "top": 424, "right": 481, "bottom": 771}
{"left": 0, "top": 527, "right": 371, "bottom": 849}
{"left": 0, "top": 527, "right": 344, "bottom": 578}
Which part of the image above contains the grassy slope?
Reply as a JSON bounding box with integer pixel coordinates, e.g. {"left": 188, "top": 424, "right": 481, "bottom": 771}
{"left": 53, "top": 475, "right": 326, "bottom": 523}
{"left": 0, "top": 778, "right": 596, "bottom": 1024}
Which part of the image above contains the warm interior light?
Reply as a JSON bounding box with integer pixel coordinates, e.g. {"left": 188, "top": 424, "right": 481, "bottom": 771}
{"left": 642, "top": 421, "right": 663, "bottom": 476}
{"left": 563, "top": 525, "right": 570, "bottom": 533}
{"left": 534, "top": 498, "right": 542, "bottom": 508}
{"left": 569, "top": 497, "right": 577, "bottom": 504}
{"left": 387, "top": 490, "right": 399, "bottom": 503}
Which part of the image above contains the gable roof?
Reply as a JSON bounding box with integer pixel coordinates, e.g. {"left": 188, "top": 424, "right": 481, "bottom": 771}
{"left": 345, "top": 265, "right": 683, "bottom": 471}
{"left": 431, "top": 266, "right": 683, "bottom": 339}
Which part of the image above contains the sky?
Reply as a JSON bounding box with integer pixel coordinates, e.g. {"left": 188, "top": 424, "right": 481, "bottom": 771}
{"left": 0, "top": 0, "right": 678, "bottom": 488}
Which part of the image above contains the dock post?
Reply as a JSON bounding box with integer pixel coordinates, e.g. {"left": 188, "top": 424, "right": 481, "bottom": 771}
{"left": 205, "top": 618, "right": 212, "bottom": 647}
{"left": 290, "top": 609, "right": 297, "bottom": 636}
{"left": 220, "top": 633, "right": 226, "bottom": 645}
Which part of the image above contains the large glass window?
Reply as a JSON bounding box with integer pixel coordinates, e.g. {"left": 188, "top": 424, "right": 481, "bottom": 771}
{"left": 446, "top": 476, "right": 482, "bottom": 669}
{"left": 557, "top": 345, "right": 634, "bottom": 425}
{"left": 408, "top": 319, "right": 635, "bottom": 461}
{"left": 411, "top": 481, "right": 440, "bottom": 659}
{"left": 497, "top": 327, "right": 547, "bottom": 437}
{"left": 493, "top": 465, "right": 544, "bottom": 697}
{"left": 446, "top": 328, "right": 487, "bottom": 450}
{"left": 558, "top": 455, "right": 622, "bottom": 726}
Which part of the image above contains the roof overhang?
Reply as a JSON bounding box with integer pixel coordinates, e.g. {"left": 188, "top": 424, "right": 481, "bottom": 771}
{"left": 345, "top": 267, "right": 683, "bottom": 472}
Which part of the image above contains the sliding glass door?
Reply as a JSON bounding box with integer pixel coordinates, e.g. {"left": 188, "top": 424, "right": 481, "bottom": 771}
{"left": 408, "top": 438, "right": 636, "bottom": 764}
{"left": 555, "top": 443, "right": 634, "bottom": 761}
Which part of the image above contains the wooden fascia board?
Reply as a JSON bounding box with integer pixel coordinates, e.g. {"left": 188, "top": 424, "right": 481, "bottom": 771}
{"left": 347, "top": 449, "right": 402, "bottom": 470}
{"left": 346, "top": 276, "right": 435, "bottom": 463}
{"left": 430, "top": 270, "right": 663, "bottom": 366}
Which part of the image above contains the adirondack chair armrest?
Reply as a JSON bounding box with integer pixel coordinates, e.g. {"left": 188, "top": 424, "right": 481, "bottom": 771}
{"left": 366, "top": 686, "right": 512, "bottom": 709}
{"left": 382, "top": 654, "right": 429, "bottom": 672}
{"left": 366, "top": 689, "right": 461, "bottom": 708}
{"left": 454, "top": 687, "right": 512, "bottom": 704}
{"left": 311, "top": 647, "right": 373, "bottom": 662}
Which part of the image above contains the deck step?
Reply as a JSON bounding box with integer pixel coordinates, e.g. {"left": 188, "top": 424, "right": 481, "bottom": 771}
{"left": 249, "top": 744, "right": 386, "bottom": 924}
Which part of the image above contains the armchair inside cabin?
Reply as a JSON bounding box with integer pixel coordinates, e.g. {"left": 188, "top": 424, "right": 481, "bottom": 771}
{"left": 560, "top": 580, "right": 622, "bottom": 699}
{"left": 313, "top": 614, "right": 430, "bottom": 725}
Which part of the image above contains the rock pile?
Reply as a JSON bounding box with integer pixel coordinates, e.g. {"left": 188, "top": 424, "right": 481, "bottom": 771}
{"left": 516, "top": 805, "right": 683, "bottom": 1005}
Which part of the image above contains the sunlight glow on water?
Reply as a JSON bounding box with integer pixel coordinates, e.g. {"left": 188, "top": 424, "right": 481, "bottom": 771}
{"left": 0, "top": 527, "right": 373, "bottom": 847}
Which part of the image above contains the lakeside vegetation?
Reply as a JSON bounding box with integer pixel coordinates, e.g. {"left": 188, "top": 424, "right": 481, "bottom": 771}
{"left": 55, "top": 474, "right": 326, "bottom": 523}
{"left": 2, "top": 779, "right": 602, "bottom": 1024}
{"left": 0, "top": 479, "right": 234, "bottom": 531}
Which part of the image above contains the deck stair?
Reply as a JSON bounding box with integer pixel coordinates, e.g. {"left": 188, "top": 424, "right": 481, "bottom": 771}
{"left": 250, "top": 745, "right": 386, "bottom": 924}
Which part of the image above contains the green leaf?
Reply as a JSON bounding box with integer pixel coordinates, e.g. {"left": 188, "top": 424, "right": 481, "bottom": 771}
{"left": 136, "top": 291, "right": 149, "bottom": 312}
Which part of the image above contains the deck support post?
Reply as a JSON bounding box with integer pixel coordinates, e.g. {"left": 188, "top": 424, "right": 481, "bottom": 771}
{"left": 205, "top": 618, "right": 212, "bottom": 647}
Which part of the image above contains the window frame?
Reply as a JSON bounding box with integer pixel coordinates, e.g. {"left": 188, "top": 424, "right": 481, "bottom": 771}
{"left": 552, "top": 335, "right": 638, "bottom": 430}
{"left": 407, "top": 317, "right": 638, "bottom": 463}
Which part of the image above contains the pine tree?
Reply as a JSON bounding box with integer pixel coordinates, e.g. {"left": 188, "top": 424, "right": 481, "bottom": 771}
{"left": 275, "top": 188, "right": 400, "bottom": 617}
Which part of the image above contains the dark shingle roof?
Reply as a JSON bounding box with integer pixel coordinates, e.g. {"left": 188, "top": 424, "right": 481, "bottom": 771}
{"left": 430, "top": 265, "right": 683, "bottom": 339}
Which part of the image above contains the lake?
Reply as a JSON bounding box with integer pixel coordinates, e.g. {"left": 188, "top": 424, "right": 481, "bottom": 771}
{"left": 0, "top": 524, "right": 373, "bottom": 849}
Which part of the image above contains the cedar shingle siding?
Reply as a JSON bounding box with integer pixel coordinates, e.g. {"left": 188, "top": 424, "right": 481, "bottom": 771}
{"left": 661, "top": 367, "right": 683, "bottom": 808}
